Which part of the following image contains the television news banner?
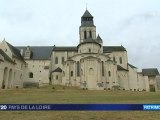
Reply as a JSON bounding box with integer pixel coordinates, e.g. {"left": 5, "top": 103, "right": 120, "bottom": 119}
{"left": 1, "top": 104, "right": 160, "bottom": 111}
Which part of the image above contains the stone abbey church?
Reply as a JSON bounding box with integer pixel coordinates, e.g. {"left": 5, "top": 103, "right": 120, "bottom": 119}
{"left": 0, "top": 9, "right": 160, "bottom": 91}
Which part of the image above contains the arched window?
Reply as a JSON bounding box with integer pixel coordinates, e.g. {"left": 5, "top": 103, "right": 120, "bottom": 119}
{"left": 56, "top": 75, "right": 58, "bottom": 80}
{"left": 102, "top": 61, "right": 104, "bottom": 76}
{"left": 89, "top": 30, "right": 92, "bottom": 38}
{"left": 108, "top": 71, "right": 111, "bottom": 77}
{"left": 29, "top": 72, "right": 33, "bottom": 78}
{"left": 119, "top": 57, "right": 122, "bottom": 64}
{"left": 71, "top": 71, "right": 73, "bottom": 77}
{"left": 113, "top": 57, "right": 116, "bottom": 62}
{"left": 77, "top": 61, "right": 80, "bottom": 76}
{"left": 84, "top": 31, "right": 87, "bottom": 39}
{"left": 55, "top": 57, "right": 58, "bottom": 64}
{"left": 62, "top": 57, "right": 64, "bottom": 64}
{"left": 89, "top": 48, "right": 91, "bottom": 53}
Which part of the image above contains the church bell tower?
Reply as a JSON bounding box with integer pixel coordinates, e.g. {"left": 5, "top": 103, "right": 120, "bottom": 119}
{"left": 79, "top": 10, "right": 96, "bottom": 43}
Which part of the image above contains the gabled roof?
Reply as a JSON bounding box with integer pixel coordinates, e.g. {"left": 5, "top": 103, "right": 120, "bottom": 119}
{"left": 142, "top": 68, "right": 159, "bottom": 76}
{"left": 128, "top": 63, "right": 137, "bottom": 69}
{"left": 117, "top": 65, "right": 128, "bottom": 71}
{"left": 82, "top": 10, "right": 93, "bottom": 18}
{"left": 0, "top": 49, "right": 15, "bottom": 63}
{"left": 53, "top": 46, "right": 77, "bottom": 51}
{"left": 17, "top": 46, "right": 53, "bottom": 60}
{"left": 52, "top": 67, "right": 62, "bottom": 72}
{"left": 103, "top": 46, "right": 126, "bottom": 52}
{"left": 6, "top": 42, "right": 25, "bottom": 63}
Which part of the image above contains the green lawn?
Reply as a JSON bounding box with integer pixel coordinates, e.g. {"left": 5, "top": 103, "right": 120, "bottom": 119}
{"left": 0, "top": 85, "right": 160, "bottom": 120}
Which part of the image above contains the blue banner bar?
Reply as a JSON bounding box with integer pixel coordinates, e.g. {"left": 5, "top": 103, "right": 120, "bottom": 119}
{"left": 0, "top": 104, "right": 160, "bottom": 111}
{"left": 0, "top": 104, "right": 141, "bottom": 111}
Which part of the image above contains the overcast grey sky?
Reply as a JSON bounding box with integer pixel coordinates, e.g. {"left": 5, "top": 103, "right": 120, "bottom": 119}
{"left": 0, "top": 0, "right": 160, "bottom": 71}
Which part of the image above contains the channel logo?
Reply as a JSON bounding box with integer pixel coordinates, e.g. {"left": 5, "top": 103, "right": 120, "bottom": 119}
{"left": 0, "top": 105, "right": 7, "bottom": 110}
{"left": 143, "top": 105, "right": 160, "bottom": 110}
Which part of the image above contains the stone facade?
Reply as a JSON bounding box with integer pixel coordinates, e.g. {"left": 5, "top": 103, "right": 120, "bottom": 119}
{"left": 0, "top": 9, "right": 159, "bottom": 91}
{"left": 0, "top": 40, "right": 26, "bottom": 89}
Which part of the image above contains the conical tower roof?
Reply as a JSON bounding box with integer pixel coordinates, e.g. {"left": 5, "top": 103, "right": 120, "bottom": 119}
{"left": 82, "top": 10, "right": 93, "bottom": 18}
{"left": 81, "top": 9, "right": 94, "bottom": 26}
{"left": 97, "top": 34, "right": 103, "bottom": 43}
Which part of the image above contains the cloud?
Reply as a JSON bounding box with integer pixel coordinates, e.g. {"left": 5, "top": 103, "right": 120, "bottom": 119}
{"left": 109, "top": 12, "right": 160, "bottom": 71}
{"left": 0, "top": 0, "right": 160, "bottom": 71}
{"left": 117, "top": 12, "right": 160, "bottom": 32}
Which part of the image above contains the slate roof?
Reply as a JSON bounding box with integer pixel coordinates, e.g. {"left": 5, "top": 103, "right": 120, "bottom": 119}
{"left": 96, "top": 34, "right": 103, "bottom": 43}
{"left": 52, "top": 45, "right": 127, "bottom": 53}
{"left": 17, "top": 46, "right": 53, "bottom": 60}
{"left": 142, "top": 68, "right": 159, "bottom": 76}
{"left": 103, "top": 46, "right": 126, "bottom": 52}
{"left": 82, "top": 10, "right": 93, "bottom": 18}
{"left": 117, "top": 65, "right": 128, "bottom": 71}
{"left": 128, "top": 63, "right": 137, "bottom": 69}
{"left": 16, "top": 45, "right": 127, "bottom": 60}
{"left": 0, "top": 49, "right": 14, "bottom": 63}
{"left": 77, "top": 38, "right": 101, "bottom": 48}
{"left": 53, "top": 46, "right": 77, "bottom": 51}
{"left": 81, "top": 10, "right": 95, "bottom": 27}
{"left": 6, "top": 42, "right": 25, "bottom": 63}
{"left": 52, "top": 67, "right": 62, "bottom": 72}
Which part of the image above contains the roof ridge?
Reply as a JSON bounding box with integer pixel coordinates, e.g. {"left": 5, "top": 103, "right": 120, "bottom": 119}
{"left": 6, "top": 42, "right": 25, "bottom": 63}
{"left": 103, "top": 46, "right": 124, "bottom": 47}
{"left": 142, "top": 68, "right": 158, "bottom": 70}
{"left": 128, "top": 63, "right": 137, "bottom": 69}
{"left": 7, "top": 42, "right": 20, "bottom": 52}
{"left": 16, "top": 46, "right": 53, "bottom": 47}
